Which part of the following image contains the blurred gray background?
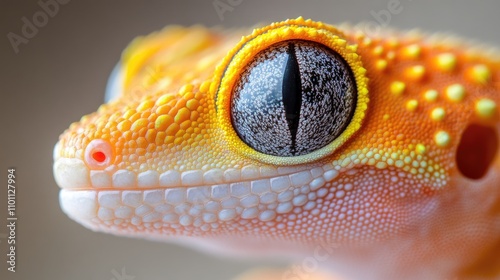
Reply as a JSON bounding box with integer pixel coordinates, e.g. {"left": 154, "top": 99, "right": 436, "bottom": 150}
{"left": 1, "top": 0, "right": 500, "bottom": 279}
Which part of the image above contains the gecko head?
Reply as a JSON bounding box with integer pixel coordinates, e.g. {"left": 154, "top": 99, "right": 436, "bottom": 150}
{"left": 54, "top": 17, "right": 500, "bottom": 261}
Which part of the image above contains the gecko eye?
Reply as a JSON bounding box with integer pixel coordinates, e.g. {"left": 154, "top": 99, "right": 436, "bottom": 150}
{"left": 230, "top": 40, "right": 357, "bottom": 156}
{"left": 84, "top": 139, "right": 113, "bottom": 169}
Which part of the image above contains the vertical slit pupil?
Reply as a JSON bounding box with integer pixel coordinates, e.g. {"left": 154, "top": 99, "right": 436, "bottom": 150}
{"left": 282, "top": 43, "right": 302, "bottom": 154}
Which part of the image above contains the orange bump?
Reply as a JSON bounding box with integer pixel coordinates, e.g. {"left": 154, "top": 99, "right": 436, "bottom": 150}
{"left": 155, "top": 131, "right": 166, "bottom": 145}
{"left": 123, "top": 109, "right": 136, "bottom": 119}
{"left": 386, "top": 51, "right": 395, "bottom": 60}
{"left": 406, "top": 99, "right": 419, "bottom": 111}
{"left": 164, "top": 136, "right": 175, "bottom": 144}
{"left": 175, "top": 108, "right": 191, "bottom": 123}
{"left": 156, "top": 104, "right": 171, "bottom": 115}
{"left": 156, "top": 94, "right": 175, "bottom": 106}
{"left": 117, "top": 120, "right": 131, "bottom": 132}
{"left": 390, "top": 81, "right": 406, "bottom": 96}
{"left": 375, "top": 59, "right": 388, "bottom": 71}
{"left": 155, "top": 115, "right": 174, "bottom": 131}
{"left": 445, "top": 84, "right": 466, "bottom": 102}
{"left": 373, "top": 45, "right": 384, "bottom": 56}
{"left": 362, "top": 37, "right": 372, "bottom": 46}
{"left": 405, "top": 65, "right": 426, "bottom": 81}
{"left": 131, "top": 118, "right": 148, "bottom": 131}
{"left": 468, "top": 64, "right": 491, "bottom": 85}
{"left": 430, "top": 107, "right": 446, "bottom": 121}
{"left": 145, "top": 129, "right": 156, "bottom": 143}
{"left": 475, "top": 98, "right": 497, "bottom": 119}
{"left": 387, "top": 37, "right": 399, "bottom": 48}
{"left": 435, "top": 53, "right": 457, "bottom": 72}
{"left": 166, "top": 123, "right": 180, "bottom": 136}
{"left": 180, "top": 84, "right": 194, "bottom": 94}
{"left": 402, "top": 44, "right": 421, "bottom": 59}
{"left": 423, "top": 89, "right": 438, "bottom": 102}
{"left": 434, "top": 131, "right": 451, "bottom": 147}
{"left": 416, "top": 144, "right": 427, "bottom": 154}
{"left": 137, "top": 137, "right": 148, "bottom": 148}
{"left": 136, "top": 100, "right": 155, "bottom": 112}
{"left": 186, "top": 99, "right": 199, "bottom": 110}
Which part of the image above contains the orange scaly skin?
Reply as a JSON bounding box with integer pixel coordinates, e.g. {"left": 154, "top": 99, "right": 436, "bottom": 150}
{"left": 53, "top": 18, "right": 500, "bottom": 279}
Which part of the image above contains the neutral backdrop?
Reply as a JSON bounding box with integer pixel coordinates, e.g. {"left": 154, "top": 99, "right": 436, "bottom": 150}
{"left": 1, "top": 0, "right": 500, "bottom": 279}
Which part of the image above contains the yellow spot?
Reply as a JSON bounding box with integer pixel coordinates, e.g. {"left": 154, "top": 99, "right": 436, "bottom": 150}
{"left": 386, "top": 51, "right": 395, "bottom": 60}
{"left": 469, "top": 64, "right": 491, "bottom": 85}
{"left": 416, "top": 144, "right": 427, "bottom": 154}
{"left": 145, "top": 129, "right": 156, "bottom": 143}
{"left": 403, "top": 44, "right": 421, "bottom": 59}
{"left": 200, "top": 80, "right": 211, "bottom": 93}
{"left": 131, "top": 118, "right": 148, "bottom": 132}
{"left": 155, "top": 115, "right": 174, "bottom": 131}
{"left": 179, "top": 84, "right": 194, "bottom": 95}
{"left": 363, "top": 37, "right": 372, "bottom": 46}
{"left": 405, "top": 65, "right": 426, "bottom": 80}
{"left": 180, "top": 120, "right": 192, "bottom": 130}
{"left": 434, "top": 131, "right": 451, "bottom": 147}
{"left": 373, "top": 46, "right": 384, "bottom": 56}
{"left": 155, "top": 104, "right": 171, "bottom": 115}
{"left": 423, "top": 89, "right": 438, "bottom": 102}
{"left": 164, "top": 136, "right": 175, "bottom": 144}
{"left": 430, "top": 107, "right": 446, "bottom": 121}
{"left": 155, "top": 131, "right": 166, "bottom": 145}
{"left": 406, "top": 99, "right": 419, "bottom": 111}
{"left": 347, "top": 44, "right": 358, "bottom": 52}
{"left": 175, "top": 108, "right": 191, "bottom": 123}
{"left": 390, "top": 81, "right": 406, "bottom": 96}
{"left": 156, "top": 94, "right": 175, "bottom": 106}
{"left": 375, "top": 59, "right": 388, "bottom": 70}
{"left": 136, "top": 100, "right": 155, "bottom": 112}
{"left": 123, "top": 109, "right": 136, "bottom": 119}
{"left": 436, "top": 53, "right": 457, "bottom": 72}
{"left": 475, "top": 98, "right": 497, "bottom": 119}
{"left": 383, "top": 114, "right": 390, "bottom": 120}
{"left": 137, "top": 137, "right": 147, "bottom": 148}
{"left": 387, "top": 37, "right": 399, "bottom": 47}
{"left": 186, "top": 99, "right": 199, "bottom": 110}
{"left": 445, "top": 84, "right": 466, "bottom": 102}
{"left": 165, "top": 123, "right": 180, "bottom": 136}
{"left": 117, "top": 120, "right": 131, "bottom": 132}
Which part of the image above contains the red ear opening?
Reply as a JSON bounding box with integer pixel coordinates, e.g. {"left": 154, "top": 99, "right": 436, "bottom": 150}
{"left": 92, "top": 151, "right": 106, "bottom": 163}
{"left": 84, "top": 139, "right": 113, "bottom": 169}
{"left": 456, "top": 124, "right": 498, "bottom": 180}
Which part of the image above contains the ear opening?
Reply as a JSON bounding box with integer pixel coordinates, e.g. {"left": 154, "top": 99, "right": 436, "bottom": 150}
{"left": 456, "top": 124, "right": 498, "bottom": 180}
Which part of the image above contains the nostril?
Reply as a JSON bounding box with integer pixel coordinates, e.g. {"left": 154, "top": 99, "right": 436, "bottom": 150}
{"left": 92, "top": 151, "right": 106, "bottom": 163}
{"left": 456, "top": 124, "right": 498, "bottom": 180}
{"left": 84, "top": 139, "right": 113, "bottom": 169}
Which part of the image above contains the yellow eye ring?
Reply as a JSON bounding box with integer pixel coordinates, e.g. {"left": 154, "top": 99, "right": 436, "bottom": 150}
{"left": 212, "top": 17, "right": 369, "bottom": 165}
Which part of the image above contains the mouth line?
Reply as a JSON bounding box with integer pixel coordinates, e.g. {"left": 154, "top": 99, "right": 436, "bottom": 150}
{"left": 53, "top": 157, "right": 325, "bottom": 192}
{"left": 57, "top": 160, "right": 336, "bottom": 228}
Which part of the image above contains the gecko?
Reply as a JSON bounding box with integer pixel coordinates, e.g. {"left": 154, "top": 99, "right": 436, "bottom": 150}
{"left": 53, "top": 18, "right": 500, "bottom": 279}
